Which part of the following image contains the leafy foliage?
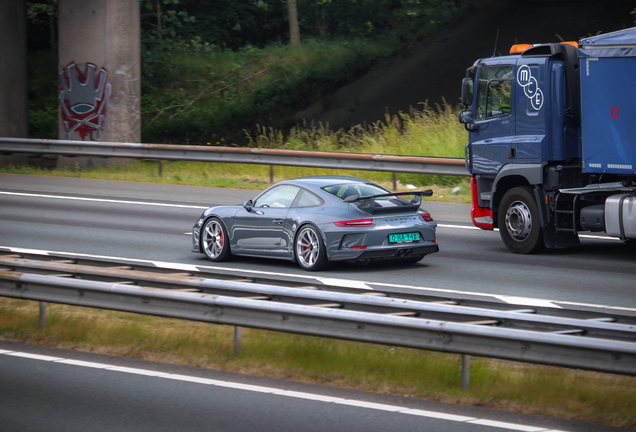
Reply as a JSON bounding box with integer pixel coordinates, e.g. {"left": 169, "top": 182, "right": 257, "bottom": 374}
{"left": 141, "top": 38, "right": 394, "bottom": 144}
{"left": 26, "top": 0, "right": 479, "bottom": 141}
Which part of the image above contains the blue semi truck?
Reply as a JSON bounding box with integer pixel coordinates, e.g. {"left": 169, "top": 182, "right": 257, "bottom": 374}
{"left": 459, "top": 26, "right": 636, "bottom": 253}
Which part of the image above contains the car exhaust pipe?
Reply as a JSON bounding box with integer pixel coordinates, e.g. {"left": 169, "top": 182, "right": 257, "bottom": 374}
{"left": 397, "top": 249, "right": 406, "bottom": 257}
{"left": 404, "top": 249, "right": 412, "bottom": 257}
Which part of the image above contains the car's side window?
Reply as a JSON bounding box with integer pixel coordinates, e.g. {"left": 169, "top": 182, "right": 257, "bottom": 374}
{"left": 294, "top": 190, "right": 324, "bottom": 208}
{"left": 254, "top": 185, "right": 300, "bottom": 208}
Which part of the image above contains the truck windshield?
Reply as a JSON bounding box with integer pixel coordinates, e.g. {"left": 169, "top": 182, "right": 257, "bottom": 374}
{"left": 476, "top": 65, "right": 513, "bottom": 121}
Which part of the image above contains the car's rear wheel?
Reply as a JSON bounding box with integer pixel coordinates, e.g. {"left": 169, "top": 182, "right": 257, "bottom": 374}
{"left": 201, "top": 217, "right": 232, "bottom": 261}
{"left": 295, "top": 225, "right": 327, "bottom": 271}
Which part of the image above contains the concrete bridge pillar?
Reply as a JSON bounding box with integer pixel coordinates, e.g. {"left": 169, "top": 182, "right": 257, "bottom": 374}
{"left": 58, "top": 0, "right": 140, "bottom": 167}
{"left": 0, "top": 0, "right": 29, "bottom": 166}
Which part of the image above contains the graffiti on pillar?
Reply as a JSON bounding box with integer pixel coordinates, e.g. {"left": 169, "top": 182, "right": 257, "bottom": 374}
{"left": 58, "top": 62, "right": 113, "bottom": 141}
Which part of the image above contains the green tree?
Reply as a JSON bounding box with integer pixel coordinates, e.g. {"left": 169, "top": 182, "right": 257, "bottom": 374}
{"left": 27, "top": 0, "right": 58, "bottom": 51}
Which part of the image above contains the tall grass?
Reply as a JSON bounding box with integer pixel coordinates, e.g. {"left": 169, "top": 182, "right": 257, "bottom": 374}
{"left": 248, "top": 102, "right": 467, "bottom": 187}
{"left": 1, "top": 298, "right": 634, "bottom": 428}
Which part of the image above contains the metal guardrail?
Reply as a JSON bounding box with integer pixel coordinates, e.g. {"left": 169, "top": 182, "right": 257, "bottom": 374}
{"left": 1, "top": 252, "right": 635, "bottom": 375}
{"left": 0, "top": 137, "right": 470, "bottom": 177}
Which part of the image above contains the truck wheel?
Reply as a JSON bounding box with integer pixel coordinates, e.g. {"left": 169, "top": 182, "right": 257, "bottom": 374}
{"left": 498, "top": 187, "right": 545, "bottom": 254}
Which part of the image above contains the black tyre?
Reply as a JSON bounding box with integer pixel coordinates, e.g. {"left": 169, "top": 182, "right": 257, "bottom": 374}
{"left": 201, "top": 217, "right": 232, "bottom": 262}
{"left": 295, "top": 225, "right": 328, "bottom": 271}
{"left": 498, "top": 187, "right": 545, "bottom": 254}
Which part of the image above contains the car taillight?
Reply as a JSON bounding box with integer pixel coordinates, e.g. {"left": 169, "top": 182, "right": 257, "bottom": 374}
{"left": 334, "top": 218, "right": 374, "bottom": 227}
{"left": 421, "top": 213, "right": 434, "bottom": 222}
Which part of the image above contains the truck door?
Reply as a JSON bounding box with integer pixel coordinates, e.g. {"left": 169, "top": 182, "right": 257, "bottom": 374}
{"left": 513, "top": 58, "right": 547, "bottom": 162}
{"left": 470, "top": 64, "right": 515, "bottom": 175}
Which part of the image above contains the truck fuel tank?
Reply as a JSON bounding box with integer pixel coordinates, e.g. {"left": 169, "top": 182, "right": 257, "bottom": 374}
{"left": 605, "top": 194, "right": 636, "bottom": 239}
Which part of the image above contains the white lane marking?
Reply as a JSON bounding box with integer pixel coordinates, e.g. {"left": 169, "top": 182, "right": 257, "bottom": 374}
{"left": 56, "top": 359, "right": 114, "bottom": 369}
{"left": 317, "top": 277, "right": 372, "bottom": 290}
{"left": 437, "top": 224, "right": 480, "bottom": 230}
{"left": 2, "top": 191, "right": 620, "bottom": 243}
{"left": 438, "top": 224, "right": 617, "bottom": 241}
{"left": 494, "top": 296, "right": 561, "bottom": 309}
{"left": 0, "top": 349, "right": 569, "bottom": 432}
{"left": 0, "top": 191, "right": 208, "bottom": 210}
{"left": 149, "top": 261, "right": 200, "bottom": 272}
{"left": 402, "top": 409, "right": 475, "bottom": 422}
{"left": 3, "top": 245, "right": 636, "bottom": 314}
{"left": 5, "top": 352, "right": 63, "bottom": 361}
{"left": 467, "top": 419, "right": 550, "bottom": 431}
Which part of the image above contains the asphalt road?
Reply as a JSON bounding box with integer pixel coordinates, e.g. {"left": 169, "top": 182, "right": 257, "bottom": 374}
{"left": 1, "top": 174, "right": 635, "bottom": 432}
{"left": 0, "top": 340, "right": 628, "bottom": 432}
{"left": 1, "top": 174, "right": 635, "bottom": 313}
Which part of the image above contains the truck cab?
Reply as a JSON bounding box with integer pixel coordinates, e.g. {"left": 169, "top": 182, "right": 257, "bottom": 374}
{"left": 459, "top": 28, "right": 636, "bottom": 253}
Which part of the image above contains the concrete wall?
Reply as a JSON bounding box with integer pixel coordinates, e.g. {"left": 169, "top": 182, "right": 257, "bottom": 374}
{"left": 0, "top": 0, "right": 29, "bottom": 166}
{"left": 58, "top": 0, "right": 140, "bottom": 168}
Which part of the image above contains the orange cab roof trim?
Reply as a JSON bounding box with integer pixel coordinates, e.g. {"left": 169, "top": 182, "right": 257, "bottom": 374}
{"left": 509, "top": 44, "right": 533, "bottom": 54}
{"left": 510, "top": 41, "right": 579, "bottom": 55}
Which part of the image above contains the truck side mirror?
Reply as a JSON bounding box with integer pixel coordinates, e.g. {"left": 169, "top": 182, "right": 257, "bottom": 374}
{"left": 458, "top": 108, "right": 479, "bottom": 132}
{"left": 458, "top": 109, "right": 473, "bottom": 124}
{"left": 461, "top": 77, "right": 473, "bottom": 106}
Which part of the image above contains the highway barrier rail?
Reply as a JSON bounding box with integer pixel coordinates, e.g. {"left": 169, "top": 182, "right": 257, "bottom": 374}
{"left": 0, "top": 137, "right": 470, "bottom": 177}
{"left": 0, "top": 250, "right": 635, "bottom": 376}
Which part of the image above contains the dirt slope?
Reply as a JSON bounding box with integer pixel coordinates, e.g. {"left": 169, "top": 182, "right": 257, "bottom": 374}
{"left": 290, "top": 0, "right": 635, "bottom": 131}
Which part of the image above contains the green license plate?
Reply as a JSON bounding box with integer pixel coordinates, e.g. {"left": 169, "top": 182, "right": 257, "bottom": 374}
{"left": 388, "top": 232, "right": 420, "bottom": 243}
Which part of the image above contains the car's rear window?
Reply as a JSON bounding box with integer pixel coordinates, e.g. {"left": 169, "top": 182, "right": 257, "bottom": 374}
{"left": 322, "top": 182, "right": 389, "bottom": 200}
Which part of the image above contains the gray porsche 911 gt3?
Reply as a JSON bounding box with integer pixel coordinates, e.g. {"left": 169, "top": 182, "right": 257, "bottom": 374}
{"left": 192, "top": 175, "right": 438, "bottom": 271}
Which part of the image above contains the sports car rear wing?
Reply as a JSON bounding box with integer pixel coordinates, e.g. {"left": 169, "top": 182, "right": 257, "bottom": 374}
{"left": 343, "top": 190, "right": 433, "bottom": 214}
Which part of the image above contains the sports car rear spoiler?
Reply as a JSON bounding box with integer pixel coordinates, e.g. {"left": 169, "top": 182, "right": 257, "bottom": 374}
{"left": 343, "top": 190, "right": 433, "bottom": 214}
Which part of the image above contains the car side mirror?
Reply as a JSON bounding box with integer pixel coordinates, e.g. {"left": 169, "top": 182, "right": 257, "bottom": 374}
{"left": 461, "top": 77, "right": 473, "bottom": 106}
{"left": 243, "top": 199, "right": 253, "bottom": 212}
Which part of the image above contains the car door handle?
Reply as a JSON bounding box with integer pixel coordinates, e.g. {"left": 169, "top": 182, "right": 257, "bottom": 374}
{"left": 273, "top": 219, "right": 284, "bottom": 225}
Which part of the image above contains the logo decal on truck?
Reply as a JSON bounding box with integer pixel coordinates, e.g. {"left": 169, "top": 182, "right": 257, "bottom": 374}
{"left": 517, "top": 65, "right": 543, "bottom": 111}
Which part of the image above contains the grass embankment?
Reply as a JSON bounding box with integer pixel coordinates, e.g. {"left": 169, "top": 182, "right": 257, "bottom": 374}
{"left": 4, "top": 104, "right": 472, "bottom": 203}
{"left": 143, "top": 38, "right": 396, "bottom": 144}
{"left": 1, "top": 298, "right": 634, "bottom": 428}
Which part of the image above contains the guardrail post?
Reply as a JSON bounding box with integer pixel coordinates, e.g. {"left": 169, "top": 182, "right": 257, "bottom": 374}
{"left": 39, "top": 302, "right": 46, "bottom": 329}
{"left": 234, "top": 326, "right": 242, "bottom": 357}
{"left": 158, "top": 160, "right": 163, "bottom": 177}
{"left": 461, "top": 354, "right": 470, "bottom": 390}
{"left": 393, "top": 173, "right": 397, "bottom": 191}
{"left": 269, "top": 165, "right": 274, "bottom": 184}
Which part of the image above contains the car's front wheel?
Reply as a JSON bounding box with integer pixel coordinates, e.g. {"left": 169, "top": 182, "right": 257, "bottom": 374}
{"left": 201, "top": 217, "right": 232, "bottom": 261}
{"left": 295, "top": 225, "right": 328, "bottom": 271}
